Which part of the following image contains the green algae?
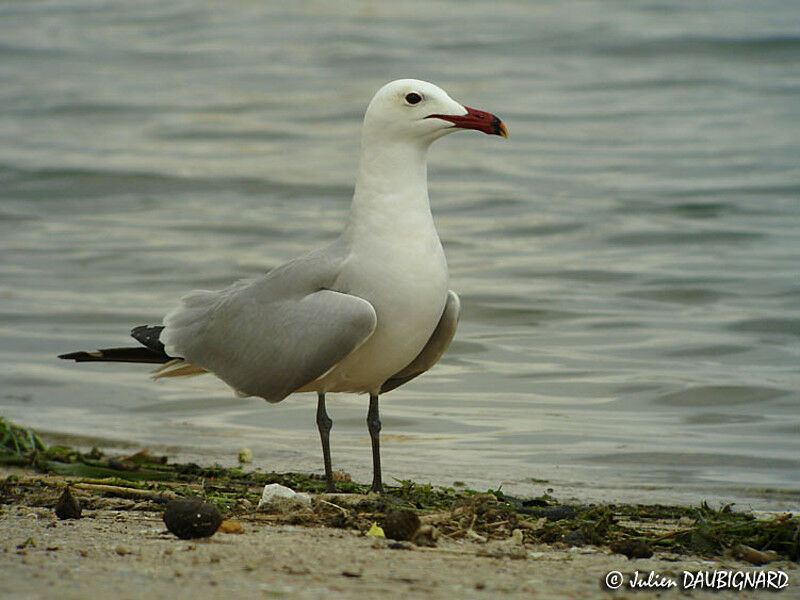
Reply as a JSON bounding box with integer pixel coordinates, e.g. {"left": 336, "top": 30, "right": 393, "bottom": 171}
{"left": 1, "top": 416, "right": 797, "bottom": 561}
{"left": 0, "top": 417, "right": 47, "bottom": 458}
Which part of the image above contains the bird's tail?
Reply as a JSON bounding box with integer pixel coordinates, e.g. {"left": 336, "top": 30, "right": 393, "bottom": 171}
{"left": 58, "top": 324, "right": 207, "bottom": 378}
{"left": 58, "top": 347, "right": 171, "bottom": 364}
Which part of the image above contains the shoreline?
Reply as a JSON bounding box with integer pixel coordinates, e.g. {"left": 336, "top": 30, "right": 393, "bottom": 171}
{"left": 14, "top": 425, "right": 800, "bottom": 514}
{"left": 1, "top": 420, "right": 798, "bottom": 598}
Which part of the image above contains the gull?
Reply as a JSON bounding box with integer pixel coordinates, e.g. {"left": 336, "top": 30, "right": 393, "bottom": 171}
{"left": 59, "top": 79, "right": 507, "bottom": 493}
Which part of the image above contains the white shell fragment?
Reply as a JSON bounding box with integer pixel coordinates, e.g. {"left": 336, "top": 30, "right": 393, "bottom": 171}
{"left": 257, "top": 483, "right": 312, "bottom": 510}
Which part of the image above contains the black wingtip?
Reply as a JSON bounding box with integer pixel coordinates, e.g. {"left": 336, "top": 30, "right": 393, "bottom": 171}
{"left": 60, "top": 326, "right": 171, "bottom": 364}
{"left": 58, "top": 347, "right": 172, "bottom": 363}
{"left": 131, "top": 325, "right": 166, "bottom": 354}
{"left": 58, "top": 351, "right": 96, "bottom": 361}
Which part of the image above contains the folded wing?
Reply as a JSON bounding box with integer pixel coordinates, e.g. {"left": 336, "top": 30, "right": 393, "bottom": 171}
{"left": 160, "top": 248, "right": 377, "bottom": 403}
{"left": 380, "top": 290, "right": 460, "bottom": 393}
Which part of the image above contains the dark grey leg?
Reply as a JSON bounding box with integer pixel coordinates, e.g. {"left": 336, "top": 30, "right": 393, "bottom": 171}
{"left": 316, "top": 392, "right": 336, "bottom": 493}
{"left": 367, "top": 394, "right": 383, "bottom": 493}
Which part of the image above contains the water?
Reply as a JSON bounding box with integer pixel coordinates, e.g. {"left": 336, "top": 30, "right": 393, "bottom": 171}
{"left": 1, "top": 0, "right": 798, "bottom": 509}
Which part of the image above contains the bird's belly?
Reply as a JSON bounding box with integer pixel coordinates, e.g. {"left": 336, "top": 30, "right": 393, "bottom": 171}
{"left": 320, "top": 302, "right": 444, "bottom": 393}
{"left": 306, "top": 245, "right": 448, "bottom": 394}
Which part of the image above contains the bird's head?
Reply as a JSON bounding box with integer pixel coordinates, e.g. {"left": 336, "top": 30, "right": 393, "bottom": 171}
{"left": 362, "top": 79, "right": 508, "bottom": 145}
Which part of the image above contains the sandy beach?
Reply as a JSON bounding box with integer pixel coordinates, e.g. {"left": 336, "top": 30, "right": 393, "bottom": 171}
{"left": 2, "top": 466, "right": 797, "bottom": 600}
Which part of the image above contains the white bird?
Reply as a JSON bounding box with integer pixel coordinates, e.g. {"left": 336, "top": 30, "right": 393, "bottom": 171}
{"left": 59, "top": 79, "right": 508, "bottom": 493}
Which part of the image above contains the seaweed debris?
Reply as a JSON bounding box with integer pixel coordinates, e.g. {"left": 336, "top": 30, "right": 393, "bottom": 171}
{"left": 0, "top": 417, "right": 47, "bottom": 457}
{"left": 1, "top": 417, "right": 797, "bottom": 562}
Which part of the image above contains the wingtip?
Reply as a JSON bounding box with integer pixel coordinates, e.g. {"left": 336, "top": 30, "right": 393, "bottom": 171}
{"left": 58, "top": 351, "right": 99, "bottom": 361}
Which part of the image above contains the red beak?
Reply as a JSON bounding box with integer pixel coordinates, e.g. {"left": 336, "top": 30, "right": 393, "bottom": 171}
{"left": 426, "top": 106, "right": 508, "bottom": 138}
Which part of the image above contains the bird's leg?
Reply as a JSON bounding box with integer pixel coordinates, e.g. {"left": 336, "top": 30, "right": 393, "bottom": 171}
{"left": 316, "top": 392, "right": 336, "bottom": 493}
{"left": 367, "top": 393, "right": 383, "bottom": 493}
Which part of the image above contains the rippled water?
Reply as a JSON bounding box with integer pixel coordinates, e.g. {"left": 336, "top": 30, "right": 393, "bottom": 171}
{"left": 1, "top": 1, "right": 798, "bottom": 509}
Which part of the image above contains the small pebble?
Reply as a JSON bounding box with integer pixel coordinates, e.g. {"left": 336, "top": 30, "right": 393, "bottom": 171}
{"left": 163, "top": 498, "right": 223, "bottom": 540}
{"left": 738, "top": 544, "right": 779, "bottom": 565}
{"left": 412, "top": 524, "right": 439, "bottom": 548}
{"left": 382, "top": 509, "right": 420, "bottom": 541}
{"left": 54, "top": 487, "right": 82, "bottom": 520}
{"left": 388, "top": 541, "right": 413, "bottom": 550}
{"left": 217, "top": 519, "right": 244, "bottom": 534}
{"left": 610, "top": 539, "right": 653, "bottom": 559}
{"left": 563, "top": 529, "right": 585, "bottom": 547}
{"left": 341, "top": 570, "right": 362, "bottom": 578}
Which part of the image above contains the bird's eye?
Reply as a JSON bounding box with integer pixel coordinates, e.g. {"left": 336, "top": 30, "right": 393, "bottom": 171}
{"left": 405, "top": 92, "right": 422, "bottom": 105}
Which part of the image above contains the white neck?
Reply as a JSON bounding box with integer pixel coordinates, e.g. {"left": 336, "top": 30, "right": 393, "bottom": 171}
{"left": 343, "top": 133, "right": 435, "bottom": 241}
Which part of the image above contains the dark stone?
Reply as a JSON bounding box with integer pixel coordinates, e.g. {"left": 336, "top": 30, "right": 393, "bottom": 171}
{"left": 610, "top": 539, "right": 654, "bottom": 559}
{"left": 563, "top": 529, "right": 586, "bottom": 547}
{"left": 382, "top": 509, "right": 421, "bottom": 541}
{"left": 163, "top": 497, "right": 223, "bottom": 540}
{"left": 54, "top": 487, "right": 82, "bottom": 520}
{"left": 387, "top": 541, "right": 413, "bottom": 550}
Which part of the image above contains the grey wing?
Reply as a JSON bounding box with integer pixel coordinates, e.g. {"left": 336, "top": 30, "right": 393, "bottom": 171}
{"left": 164, "top": 289, "right": 376, "bottom": 403}
{"left": 160, "top": 246, "right": 377, "bottom": 403}
{"left": 380, "top": 290, "right": 460, "bottom": 394}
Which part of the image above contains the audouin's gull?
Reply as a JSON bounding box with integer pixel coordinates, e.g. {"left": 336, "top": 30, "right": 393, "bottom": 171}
{"left": 59, "top": 79, "right": 508, "bottom": 493}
